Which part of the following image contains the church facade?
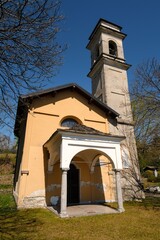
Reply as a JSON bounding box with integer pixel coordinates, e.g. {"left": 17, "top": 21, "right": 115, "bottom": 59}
{"left": 13, "top": 19, "right": 141, "bottom": 217}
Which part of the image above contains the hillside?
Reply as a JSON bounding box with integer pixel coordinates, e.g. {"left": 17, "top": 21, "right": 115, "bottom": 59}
{"left": 0, "top": 153, "right": 16, "bottom": 193}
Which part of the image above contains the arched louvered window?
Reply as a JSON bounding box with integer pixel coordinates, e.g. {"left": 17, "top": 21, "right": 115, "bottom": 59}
{"left": 109, "top": 40, "right": 117, "bottom": 57}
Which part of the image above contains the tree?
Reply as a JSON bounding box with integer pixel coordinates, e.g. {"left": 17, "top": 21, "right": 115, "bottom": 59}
{"left": 0, "top": 0, "right": 65, "bottom": 129}
{"left": 131, "top": 58, "right": 160, "bottom": 169}
{"left": 0, "top": 133, "right": 10, "bottom": 152}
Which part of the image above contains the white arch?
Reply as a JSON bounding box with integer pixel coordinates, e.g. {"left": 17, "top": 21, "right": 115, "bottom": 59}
{"left": 90, "top": 154, "right": 114, "bottom": 173}
{"left": 60, "top": 134, "right": 123, "bottom": 170}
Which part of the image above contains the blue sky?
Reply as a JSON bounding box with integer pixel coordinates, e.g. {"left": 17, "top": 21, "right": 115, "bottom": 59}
{"left": 4, "top": 0, "right": 160, "bottom": 138}
{"left": 52, "top": 0, "right": 160, "bottom": 93}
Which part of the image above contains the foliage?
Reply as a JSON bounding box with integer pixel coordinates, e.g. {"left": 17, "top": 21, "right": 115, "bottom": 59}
{"left": 0, "top": 134, "right": 10, "bottom": 152}
{"left": 142, "top": 170, "right": 160, "bottom": 183}
{"left": 131, "top": 58, "right": 160, "bottom": 143}
{"left": 137, "top": 136, "right": 160, "bottom": 171}
{"left": 142, "top": 177, "right": 160, "bottom": 188}
{"left": 0, "top": 153, "right": 16, "bottom": 174}
{"left": 0, "top": 153, "right": 16, "bottom": 162}
{"left": 0, "top": 0, "right": 65, "bottom": 129}
{"left": 131, "top": 58, "right": 160, "bottom": 170}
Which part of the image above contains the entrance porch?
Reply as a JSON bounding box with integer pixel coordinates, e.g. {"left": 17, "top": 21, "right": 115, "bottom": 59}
{"left": 47, "top": 203, "right": 119, "bottom": 217}
{"left": 44, "top": 125, "right": 125, "bottom": 217}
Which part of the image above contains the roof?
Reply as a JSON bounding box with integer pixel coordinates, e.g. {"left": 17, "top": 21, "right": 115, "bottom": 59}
{"left": 62, "top": 124, "right": 108, "bottom": 136}
{"left": 44, "top": 124, "right": 125, "bottom": 146}
{"left": 14, "top": 83, "right": 120, "bottom": 135}
{"left": 19, "top": 83, "right": 118, "bottom": 115}
{"left": 143, "top": 166, "right": 159, "bottom": 171}
{"left": 14, "top": 83, "right": 119, "bottom": 136}
{"left": 59, "top": 124, "right": 125, "bottom": 138}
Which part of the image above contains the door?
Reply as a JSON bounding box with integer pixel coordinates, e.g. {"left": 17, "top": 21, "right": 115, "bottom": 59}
{"left": 67, "top": 164, "right": 80, "bottom": 205}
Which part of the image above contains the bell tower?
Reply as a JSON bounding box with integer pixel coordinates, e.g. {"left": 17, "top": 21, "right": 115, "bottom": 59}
{"left": 87, "top": 19, "right": 142, "bottom": 199}
{"left": 86, "top": 18, "right": 133, "bottom": 134}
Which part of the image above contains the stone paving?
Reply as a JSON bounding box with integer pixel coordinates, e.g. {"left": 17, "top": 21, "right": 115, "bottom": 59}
{"left": 47, "top": 204, "right": 119, "bottom": 218}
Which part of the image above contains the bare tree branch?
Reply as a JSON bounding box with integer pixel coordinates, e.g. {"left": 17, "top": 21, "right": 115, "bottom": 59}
{"left": 131, "top": 58, "right": 160, "bottom": 169}
{"left": 0, "top": 0, "right": 66, "bottom": 129}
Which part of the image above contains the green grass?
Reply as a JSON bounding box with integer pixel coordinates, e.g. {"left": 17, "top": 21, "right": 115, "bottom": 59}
{"left": 0, "top": 193, "right": 160, "bottom": 240}
{"left": 1, "top": 154, "right": 159, "bottom": 240}
{"left": 0, "top": 193, "right": 16, "bottom": 209}
{"left": 0, "top": 184, "right": 13, "bottom": 189}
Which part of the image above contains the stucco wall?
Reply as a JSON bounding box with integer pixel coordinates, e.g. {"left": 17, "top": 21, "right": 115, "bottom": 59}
{"left": 46, "top": 162, "right": 61, "bottom": 205}
{"left": 15, "top": 89, "right": 110, "bottom": 207}
{"left": 44, "top": 155, "right": 116, "bottom": 206}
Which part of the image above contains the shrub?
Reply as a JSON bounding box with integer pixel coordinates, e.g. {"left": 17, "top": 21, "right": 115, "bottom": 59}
{"left": 142, "top": 170, "right": 160, "bottom": 183}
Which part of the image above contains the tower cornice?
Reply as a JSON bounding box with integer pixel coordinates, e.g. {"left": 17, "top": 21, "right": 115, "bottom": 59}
{"left": 87, "top": 19, "right": 127, "bottom": 50}
{"left": 87, "top": 53, "right": 131, "bottom": 78}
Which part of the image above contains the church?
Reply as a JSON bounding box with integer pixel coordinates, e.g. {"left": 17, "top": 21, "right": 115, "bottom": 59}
{"left": 13, "top": 19, "right": 141, "bottom": 217}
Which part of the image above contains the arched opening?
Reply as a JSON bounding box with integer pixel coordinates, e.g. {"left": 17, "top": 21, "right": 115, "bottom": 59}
{"left": 109, "top": 40, "right": 117, "bottom": 57}
{"left": 68, "top": 149, "right": 116, "bottom": 205}
{"left": 67, "top": 163, "right": 80, "bottom": 205}
{"left": 91, "top": 155, "right": 116, "bottom": 203}
{"left": 61, "top": 118, "right": 78, "bottom": 127}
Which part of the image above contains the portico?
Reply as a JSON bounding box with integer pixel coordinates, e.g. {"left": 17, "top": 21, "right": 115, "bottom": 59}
{"left": 44, "top": 125, "right": 125, "bottom": 217}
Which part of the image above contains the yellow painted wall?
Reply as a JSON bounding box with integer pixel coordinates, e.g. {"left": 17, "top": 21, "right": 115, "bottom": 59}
{"left": 16, "top": 88, "right": 110, "bottom": 206}
{"left": 69, "top": 155, "right": 116, "bottom": 204}
{"left": 45, "top": 162, "right": 61, "bottom": 205}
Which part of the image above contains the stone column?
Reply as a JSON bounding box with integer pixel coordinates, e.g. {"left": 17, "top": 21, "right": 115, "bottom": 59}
{"left": 114, "top": 169, "right": 125, "bottom": 212}
{"left": 60, "top": 168, "right": 68, "bottom": 218}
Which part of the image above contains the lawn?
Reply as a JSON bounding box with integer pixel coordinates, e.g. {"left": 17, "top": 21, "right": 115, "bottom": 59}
{"left": 0, "top": 193, "right": 160, "bottom": 240}
{"left": 1, "top": 153, "right": 160, "bottom": 239}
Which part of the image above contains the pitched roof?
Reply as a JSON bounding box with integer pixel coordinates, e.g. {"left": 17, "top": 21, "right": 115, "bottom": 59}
{"left": 58, "top": 124, "right": 124, "bottom": 139}
{"left": 44, "top": 124, "right": 125, "bottom": 146}
{"left": 14, "top": 83, "right": 119, "bottom": 136}
{"left": 63, "top": 123, "right": 107, "bottom": 135}
{"left": 20, "top": 83, "right": 118, "bottom": 115}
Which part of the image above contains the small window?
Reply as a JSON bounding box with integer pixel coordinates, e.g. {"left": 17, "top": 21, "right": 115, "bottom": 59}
{"left": 109, "top": 40, "right": 117, "bottom": 57}
{"left": 61, "top": 118, "right": 78, "bottom": 128}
